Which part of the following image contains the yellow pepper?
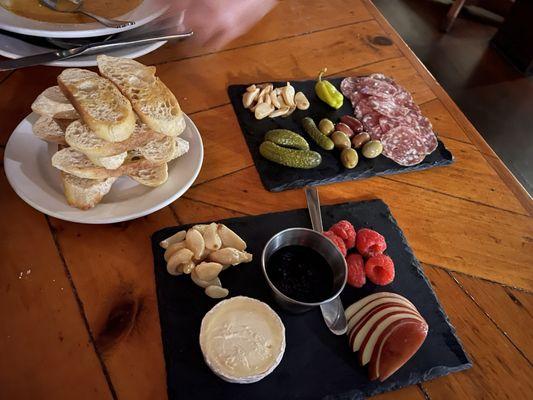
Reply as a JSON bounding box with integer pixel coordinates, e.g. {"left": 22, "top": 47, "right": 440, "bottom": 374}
{"left": 315, "top": 68, "right": 344, "bottom": 109}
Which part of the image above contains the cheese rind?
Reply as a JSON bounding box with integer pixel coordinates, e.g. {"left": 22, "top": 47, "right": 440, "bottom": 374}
{"left": 199, "top": 296, "right": 286, "bottom": 384}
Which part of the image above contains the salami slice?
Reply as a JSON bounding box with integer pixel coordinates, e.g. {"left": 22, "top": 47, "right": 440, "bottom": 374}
{"left": 362, "top": 113, "right": 383, "bottom": 140}
{"left": 355, "top": 77, "right": 397, "bottom": 98}
{"left": 381, "top": 126, "right": 427, "bottom": 166}
{"left": 355, "top": 97, "right": 374, "bottom": 119}
{"left": 369, "top": 96, "right": 410, "bottom": 118}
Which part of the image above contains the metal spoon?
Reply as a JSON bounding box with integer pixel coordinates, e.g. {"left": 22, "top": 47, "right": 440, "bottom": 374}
{"left": 304, "top": 186, "right": 348, "bottom": 335}
{"left": 39, "top": 0, "right": 135, "bottom": 28}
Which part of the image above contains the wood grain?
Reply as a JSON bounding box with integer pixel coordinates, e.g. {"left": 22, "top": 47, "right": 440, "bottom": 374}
{"left": 139, "top": 0, "right": 373, "bottom": 65}
{"left": 0, "top": 158, "right": 112, "bottom": 399}
{"left": 185, "top": 167, "right": 533, "bottom": 290}
{"left": 155, "top": 21, "right": 402, "bottom": 115}
{"left": 47, "top": 208, "right": 178, "bottom": 400}
{"left": 421, "top": 266, "right": 533, "bottom": 399}
{"left": 452, "top": 271, "right": 533, "bottom": 362}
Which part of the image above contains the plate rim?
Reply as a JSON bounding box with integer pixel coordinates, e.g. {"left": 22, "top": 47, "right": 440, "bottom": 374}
{"left": 4, "top": 113, "right": 203, "bottom": 224}
{"left": 0, "top": 1, "right": 168, "bottom": 38}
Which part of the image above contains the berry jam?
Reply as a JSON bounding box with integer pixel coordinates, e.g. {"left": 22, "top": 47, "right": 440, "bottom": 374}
{"left": 266, "top": 245, "right": 334, "bottom": 303}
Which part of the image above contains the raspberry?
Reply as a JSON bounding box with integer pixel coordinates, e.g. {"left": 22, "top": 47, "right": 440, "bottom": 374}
{"left": 329, "top": 220, "right": 356, "bottom": 249}
{"left": 346, "top": 253, "right": 366, "bottom": 288}
{"left": 365, "top": 254, "right": 395, "bottom": 285}
{"left": 324, "top": 230, "right": 347, "bottom": 257}
{"left": 355, "top": 228, "right": 387, "bottom": 258}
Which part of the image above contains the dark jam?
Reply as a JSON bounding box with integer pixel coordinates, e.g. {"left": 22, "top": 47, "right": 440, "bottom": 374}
{"left": 266, "top": 245, "right": 334, "bottom": 303}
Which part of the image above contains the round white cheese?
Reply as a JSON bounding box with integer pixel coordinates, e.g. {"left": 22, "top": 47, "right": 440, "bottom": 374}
{"left": 199, "top": 296, "right": 286, "bottom": 384}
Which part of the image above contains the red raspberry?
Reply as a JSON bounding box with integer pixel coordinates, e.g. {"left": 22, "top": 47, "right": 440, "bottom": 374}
{"left": 329, "top": 220, "right": 356, "bottom": 249}
{"left": 346, "top": 253, "right": 366, "bottom": 288}
{"left": 365, "top": 254, "right": 395, "bottom": 285}
{"left": 355, "top": 228, "right": 387, "bottom": 258}
{"left": 323, "top": 231, "right": 347, "bottom": 257}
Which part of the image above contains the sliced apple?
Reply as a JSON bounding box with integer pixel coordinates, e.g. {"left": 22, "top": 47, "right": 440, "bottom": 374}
{"left": 358, "top": 313, "right": 424, "bottom": 366}
{"left": 346, "top": 295, "right": 417, "bottom": 334}
{"left": 368, "top": 319, "right": 428, "bottom": 381}
{"left": 345, "top": 292, "right": 415, "bottom": 321}
{"left": 349, "top": 305, "right": 420, "bottom": 352}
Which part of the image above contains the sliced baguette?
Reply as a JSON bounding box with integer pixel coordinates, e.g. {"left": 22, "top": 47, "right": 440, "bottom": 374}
{"left": 64, "top": 120, "right": 165, "bottom": 157}
{"left": 52, "top": 147, "right": 164, "bottom": 179}
{"left": 61, "top": 172, "right": 116, "bottom": 210}
{"left": 128, "top": 163, "right": 168, "bottom": 187}
{"left": 87, "top": 151, "right": 127, "bottom": 170}
{"left": 97, "top": 55, "right": 185, "bottom": 137}
{"left": 57, "top": 68, "right": 136, "bottom": 142}
{"left": 32, "top": 116, "right": 70, "bottom": 145}
{"left": 31, "top": 86, "right": 79, "bottom": 120}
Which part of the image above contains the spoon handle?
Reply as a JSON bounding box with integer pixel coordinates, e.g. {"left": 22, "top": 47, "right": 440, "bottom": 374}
{"left": 78, "top": 9, "right": 135, "bottom": 28}
{"left": 304, "top": 186, "right": 347, "bottom": 336}
{"left": 304, "top": 186, "right": 323, "bottom": 233}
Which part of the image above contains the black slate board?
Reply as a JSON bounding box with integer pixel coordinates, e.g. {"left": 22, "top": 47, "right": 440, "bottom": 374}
{"left": 151, "top": 200, "right": 471, "bottom": 400}
{"left": 228, "top": 78, "right": 454, "bottom": 192}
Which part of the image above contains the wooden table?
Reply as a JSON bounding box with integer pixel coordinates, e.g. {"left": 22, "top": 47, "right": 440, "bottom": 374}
{"left": 1, "top": 1, "right": 532, "bottom": 398}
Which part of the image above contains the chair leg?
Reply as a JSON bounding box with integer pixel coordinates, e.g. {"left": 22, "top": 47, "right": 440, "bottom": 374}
{"left": 441, "top": 0, "right": 467, "bottom": 32}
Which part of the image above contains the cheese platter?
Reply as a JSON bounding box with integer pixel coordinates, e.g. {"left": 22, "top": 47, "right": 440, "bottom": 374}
{"left": 151, "top": 199, "right": 471, "bottom": 399}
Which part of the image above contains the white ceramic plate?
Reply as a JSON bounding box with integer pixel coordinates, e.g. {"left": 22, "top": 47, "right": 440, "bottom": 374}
{"left": 0, "top": 0, "right": 167, "bottom": 38}
{"left": 0, "top": 30, "right": 166, "bottom": 67}
{"left": 4, "top": 113, "right": 203, "bottom": 224}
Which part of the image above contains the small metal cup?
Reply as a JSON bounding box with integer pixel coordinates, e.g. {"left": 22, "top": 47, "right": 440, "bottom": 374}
{"left": 261, "top": 227, "right": 347, "bottom": 313}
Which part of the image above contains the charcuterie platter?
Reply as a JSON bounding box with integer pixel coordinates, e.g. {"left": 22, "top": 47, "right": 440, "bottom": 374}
{"left": 228, "top": 74, "right": 453, "bottom": 192}
{"left": 151, "top": 199, "right": 470, "bottom": 400}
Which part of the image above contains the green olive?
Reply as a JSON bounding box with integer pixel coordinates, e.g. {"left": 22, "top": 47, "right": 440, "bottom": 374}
{"left": 318, "top": 118, "right": 335, "bottom": 136}
{"left": 331, "top": 131, "right": 351, "bottom": 149}
{"left": 351, "top": 132, "right": 371, "bottom": 149}
{"left": 361, "top": 140, "right": 383, "bottom": 159}
{"left": 340, "top": 148, "right": 359, "bottom": 169}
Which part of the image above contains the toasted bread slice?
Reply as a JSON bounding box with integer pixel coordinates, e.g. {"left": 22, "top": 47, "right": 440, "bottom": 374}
{"left": 31, "top": 86, "right": 79, "bottom": 120}
{"left": 61, "top": 172, "right": 117, "bottom": 210}
{"left": 64, "top": 120, "right": 165, "bottom": 157}
{"left": 58, "top": 68, "right": 136, "bottom": 142}
{"left": 87, "top": 151, "right": 127, "bottom": 170}
{"left": 97, "top": 55, "right": 185, "bottom": 137}
{"left": 32, "top": 116, "right": 70, "bottom": 145}
{"left": 52, "top": 147, "right": 163, "bottom": 179}
{"left": 128, "top": 163, "right": 169, "bottom": 187}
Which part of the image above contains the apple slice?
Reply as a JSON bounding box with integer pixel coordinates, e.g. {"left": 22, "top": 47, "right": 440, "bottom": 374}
{"left": 349, "top": 305, "right": 420, "bottom": 352}
{"left": 345, "top": 292, "right": 415, "bottom": 321}
{"left": 368, "top": 319, "right": 428, "bottom": 381}
{"left": 358, "top": 313, "right": 424, "bottom": 366}
{"left": 347, "top": 296, "right": 416, "bottom": 334}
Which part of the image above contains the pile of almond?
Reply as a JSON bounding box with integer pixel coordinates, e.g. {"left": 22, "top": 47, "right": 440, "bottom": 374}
{"left": 242, "top": 82, "right": 310, "bottom": 119}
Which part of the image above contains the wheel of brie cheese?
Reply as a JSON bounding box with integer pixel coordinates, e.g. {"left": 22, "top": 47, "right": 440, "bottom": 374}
{"left": 199, "top": 296, "right": 286, "bottom": 384}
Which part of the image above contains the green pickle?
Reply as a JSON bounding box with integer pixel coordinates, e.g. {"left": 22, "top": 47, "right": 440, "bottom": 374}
{"left": 302, "top": 117, "right": 334, "bottom": 151}
{"left": 260, "top": 141, "right": 322, "bottom": 169}
{"left": 265, "top": 129, "right": 309, "bottom": 150}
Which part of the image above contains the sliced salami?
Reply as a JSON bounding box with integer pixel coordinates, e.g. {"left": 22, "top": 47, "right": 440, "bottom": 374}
{"left": 362, "top": 113, "right": 383, "bottom": 140}
{"left": 355, "top": 97, "right": 374, "bottom": 119}
{"left": 381, "top": 126, "right": 427, "bottom": 166}
{"left": 369, "top": 96, "right": 410, "bottom": 118}
{"left": 355, "top": 77, "right": 397, "bottom": 98}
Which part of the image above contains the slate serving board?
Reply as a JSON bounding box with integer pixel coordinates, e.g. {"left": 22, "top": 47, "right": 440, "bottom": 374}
{"left": 227, "top": 78, "right": 454, "bottom": 192}
{"left": 151, "top": 199, "right": 471, "bottom": 400}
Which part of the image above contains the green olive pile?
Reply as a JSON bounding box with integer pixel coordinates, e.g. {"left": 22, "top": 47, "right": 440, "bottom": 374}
{"left": 312, "top": 114, "right": 383, "bottom": 169}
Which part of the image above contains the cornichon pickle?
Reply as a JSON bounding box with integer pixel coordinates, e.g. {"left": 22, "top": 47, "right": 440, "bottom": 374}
{"left": 265, "top": 129, "right": 309, "bottom": 150}
{"left": 260, "top": 141, "right": 322, "bottom": 169}
{"left": 302, "top": 117, "right": 334, "bottom": 151}
{"left": 362, "top": 140, "right": 383, "bottom": 159}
